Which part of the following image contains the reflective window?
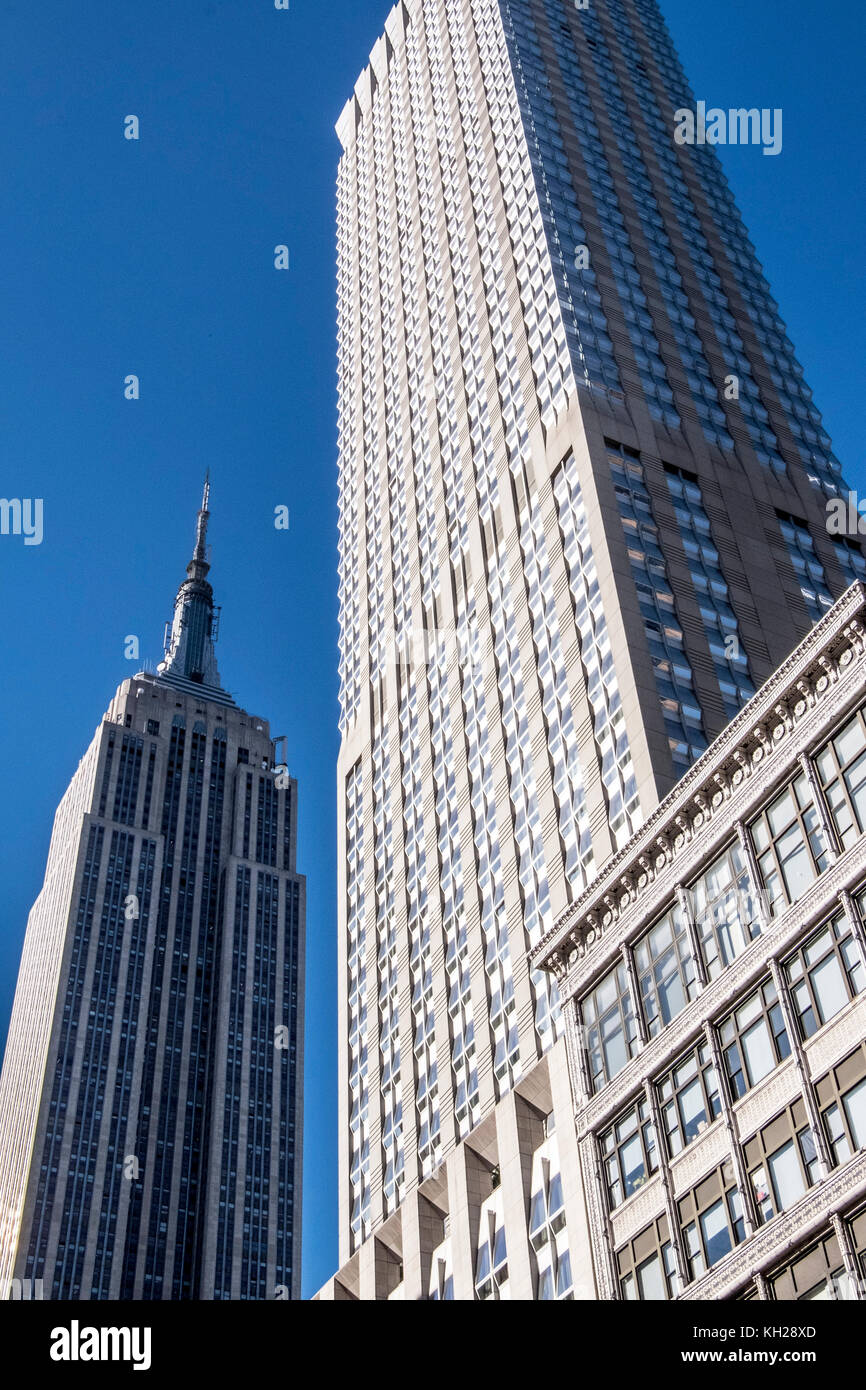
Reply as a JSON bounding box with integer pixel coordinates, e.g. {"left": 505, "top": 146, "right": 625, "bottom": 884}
{"left": 609, "top": 449, "right": 708, "bottom": 773}
{"left": 554, "top": 453, "right": 642, "bottom": 849}
{"left": 749, "top": 774, "right": 829, "bottom": 915}
{"left": 583, "top": 962, "right": 640, "bottom": 1093}
{"left": 601, "top": 1099, "right": 659, "bottom": 1208}
{"left": 474, "top": 1194, "right": 508, "bottom": 1302}
{"left": 678, "top": 1166, "right": 746, "bottom": 1280}
{"left": 849, "top": 1205, "right": 866, "bottom": 1281}
{"left": 528, "top": 1129, "right": 573, "bottom": 1299}
{"left": 769, "top": 1230, "right": 847, "bottom": 1302}
{"left": 834, "top": 539, "right": 866, "bottom": 589}
{"left": 635, "top": 906, "right": 697, "bottom": 1037}
{"left": 816, "top": 1043, "right": 866, "bottom": 1166}
{"left": 815, "top": 706, "right": 866, "bottom": 851}
{"left": 719, "top": 980, "right": 790, "bottom": 1099}
{"left": 665, "top": 467, "right": 755, "bottom": 718}
{"left": 617, "top": 1215, "right": 679, "bottom": 1301}
{"left": 778, "top": 514, "right": 835, "bottom": 625}
{"left": 428, "top": 1238, "right": 454, "bottom": 1302}
{"left": 688, "top": 842, "right": 761, "bottom": 979}
{"left": 658, "top": 1042, "right": 722, "bottom": 1156}
{"left": 785, "top": 914, "right": 865, "bottom": 1039}
{"left": 745, "top": 1101, "right": 819, "bottom": 1225}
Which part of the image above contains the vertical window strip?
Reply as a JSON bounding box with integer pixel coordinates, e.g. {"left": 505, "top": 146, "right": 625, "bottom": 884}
{"left": 665, "top": 466, "right": 755, "bottom": 719}
{"left": 609, "top": 446, "right": 708, "bottom": 771}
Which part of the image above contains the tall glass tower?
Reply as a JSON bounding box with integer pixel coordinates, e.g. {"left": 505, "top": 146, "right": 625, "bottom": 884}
{"left": 320, "top": 0, "right": 864, "bottom": 1300}
{"left": 0, "top": 484, "right": 305, "bottom": 1300}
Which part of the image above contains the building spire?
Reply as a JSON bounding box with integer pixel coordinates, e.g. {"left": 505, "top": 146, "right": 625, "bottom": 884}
{"left": 191, "top": 471, "right": 211, "bottom": 572}
{"left": 157, "top": 476, "right": 225, "bottom": 694}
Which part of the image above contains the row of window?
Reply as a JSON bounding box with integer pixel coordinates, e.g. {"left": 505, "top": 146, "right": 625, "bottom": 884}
{"left": 583, "top": 702, "right": 866, "bottom": 1092}
{"left": 618, "top": 1043, "right": 866, "bottom": 1298}
{"left": 747, "top": 1210, "right": 866, "bottom": 1300}
{"left": 602, "top": 908, "right": 866, "bottom": 1215}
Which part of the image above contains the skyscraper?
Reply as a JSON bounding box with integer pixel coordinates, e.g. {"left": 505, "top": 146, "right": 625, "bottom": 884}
{"left": 319, "top": 0, "right": 865, "bottom": 1299}
{"left": 0, "top": 484, "right": 305, "bottom": 1300}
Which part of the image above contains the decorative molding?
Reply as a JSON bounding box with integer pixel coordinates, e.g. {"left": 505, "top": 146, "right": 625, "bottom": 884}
{"left": 732, "top": 1058, "right": 800, "bottom": 1145}
{"left": 579, "top": 1134, "right": 616, "bottom": 1301}
{"left": 609, "top": 1174, "right": 666, "bottom": 1249}
{"left": 669, "top": 1122, "right": 729, "bottom": 1200}
{"left": 804, "top": 994, "right": 866, "bottom": 1082}
{"left": 559, "top": 652, "right": 865, "bottom": 994}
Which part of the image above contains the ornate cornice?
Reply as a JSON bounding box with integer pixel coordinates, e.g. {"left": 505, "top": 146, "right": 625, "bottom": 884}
{"left": 534, "top": 588, "right": 866, "bottom": 994}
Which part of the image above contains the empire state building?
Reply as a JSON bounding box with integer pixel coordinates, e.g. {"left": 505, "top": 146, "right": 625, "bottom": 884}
{"left": 0, "top": 482, "right": 305, "bottom": 1300}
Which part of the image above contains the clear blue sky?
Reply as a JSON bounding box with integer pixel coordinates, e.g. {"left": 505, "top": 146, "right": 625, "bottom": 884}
{"left": 0, "top": 0, "right": 862, "bottom": 1300}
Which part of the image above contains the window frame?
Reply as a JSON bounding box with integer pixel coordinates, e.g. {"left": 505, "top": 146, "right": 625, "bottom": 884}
{"left": 748, "top": 773, "right": 829, "bottom": 916}
{"left": 815, "top": 706, "right": 866, "bottom": 851}
{"left": 617, "top": 1214, "right": 679, "bottom": 1302}
{"left": 687, "top": 841, "right": 762, "bottom": 980}
{"left": 677, "top": 1164, "right": 746, "bottom": 1281}
{"left": 744, "top": 1099, "right": 820, "bottom": 1227}
{"left": 634, "top": 904, "right": 698, "bottom": 1038}
{"left": 657, "top": 1041, "right": 722, "bottom": 1158}
{"left": 600, "top": 1098, "right": 660, "bottom": 1210}
{"left": 718, "top": 979, "right": 791, "bottom": 1100}
{"left": 785, "top": 912, "right": 865, "bottom": 1040}
{"left": 768, "top": 1230, "right": 846, "bottom": 1301}
{"left": 849, "top": 1205, "right": 866, "bottom": 1280}
{"left": 582, "top": 961, "right": 640, "bottom": 1094}
{"left": 816, "top": 1042, "right": 866, "bottom": 1168}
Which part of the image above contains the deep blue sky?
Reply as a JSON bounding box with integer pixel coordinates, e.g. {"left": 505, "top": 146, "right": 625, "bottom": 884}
{"left": 0, "top": 0, "right": 862, "bottom": 1300}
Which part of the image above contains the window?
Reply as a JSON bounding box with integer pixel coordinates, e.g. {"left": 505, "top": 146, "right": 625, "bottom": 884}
{"left": 678, "top": 1166, "right": 746, "bottom": 1280}
{"left": 146, "top": 719, "right": 160, "bottom": 736}
{"left": 555, "top": 1248, "right": 573, "bottom": 1299}
{"left": 768, "top": 1231, "right": 846, "bottom": 1301}
{"left": 816, "top": 1043, "right": 866, "bottom": 1166}
{"left": 749, "top": 774, "right": 829, "bottom": 915}
{"left": 834, "top": 538, "right": 866, "bottom": 589}
{"left": 582, "top": 962, "right": 640, "bottom": 1093}
{"left": 785, "top": 914, "right": 865, "bottom": 1039}
{"left": 238, "top": 748, "right": 250, "bottom": 765}
{"left": 719, "top": 980, "right": 790, "bottom": 1099}
{"left": 475, "top": 1201, "right": 508, "bottom": 1302}
{"left": 658, "top": 1043, "right": 722, "bottom": 1157}
{"left": 635, "top": 906, "right": 698, "bottom": 1037}
{"left": 744, "top": 1101, "right": 820, "bottom": 1225}
{"left": 617, "top": 1215, "right": 679, "bottom": 1301}
{"left": 849, "top": 1205, "right": 866, "bottom": 1280}
{"left": 815, "top": 707, "right": 866, "bottom": 850}
{"left": 665, "top": 468, "right": 755, "bottom": 718}
{"left": 688, "top": 842, "right": 762, "bottom": 979}
{"left": 528, "top": 1133, "right": 572, "bottom": 1299}
{"left": 600, "top": 1099, "right": 659, "bottom": 1209}
{"left": 609, "top": 449, "right": 707, "bottom": 771}
{"left": 778, "top": 514, "right": 835, "bottom": 624}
